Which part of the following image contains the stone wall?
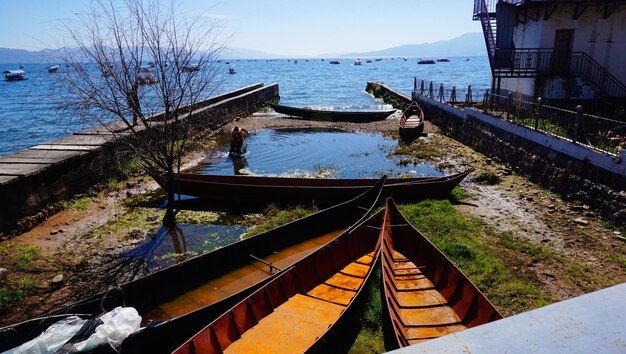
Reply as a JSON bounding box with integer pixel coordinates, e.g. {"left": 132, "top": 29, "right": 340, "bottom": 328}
{"left": 0, "top": 83, "right": 279, "bottom": 236}
{"left": 367, "top": 82, "right": 626, "bottom": 227}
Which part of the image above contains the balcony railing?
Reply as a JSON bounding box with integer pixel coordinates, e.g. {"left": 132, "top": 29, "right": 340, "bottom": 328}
{"left": 494, "top": 48, "right": 626, "bottom": 97}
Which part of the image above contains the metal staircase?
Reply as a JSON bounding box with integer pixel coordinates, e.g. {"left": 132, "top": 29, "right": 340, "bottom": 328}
{"left": 473, "top": 0, "right": 498, "bottom": 70}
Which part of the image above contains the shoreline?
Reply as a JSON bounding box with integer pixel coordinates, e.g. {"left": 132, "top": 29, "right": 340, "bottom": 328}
{"left": 1, "top": 112, "right": 624, "bottom": 332}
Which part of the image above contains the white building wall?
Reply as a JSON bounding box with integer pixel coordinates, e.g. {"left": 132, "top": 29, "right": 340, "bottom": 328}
{"left": 501, "top": 4, "right": 626, "bottom": 99}
{"left": 538, "top": 5, "right": 626, "bottom": 84}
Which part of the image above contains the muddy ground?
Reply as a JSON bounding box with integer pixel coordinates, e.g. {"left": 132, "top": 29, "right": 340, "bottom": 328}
{"left": 1, "top": 111, "right": 625, "bottom": 327}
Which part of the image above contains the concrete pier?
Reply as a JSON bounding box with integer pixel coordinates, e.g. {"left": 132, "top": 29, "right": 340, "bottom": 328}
{"left": 0, "top": 83, "right": 279, "bottom": 236}
{"left": 366, "top": 81, "right": 626, "bottom": 226}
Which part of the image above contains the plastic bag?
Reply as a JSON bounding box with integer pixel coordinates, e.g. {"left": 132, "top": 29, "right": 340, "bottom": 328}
{"left": 73, "top": 307, "right": 141, "bottom": 352}
{"left": 4, "top": 316, "right": 87, "bottom": 354}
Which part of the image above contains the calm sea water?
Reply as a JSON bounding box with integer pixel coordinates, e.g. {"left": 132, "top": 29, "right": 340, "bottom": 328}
{"left": 0, "top": 56, "right": 490, "bottom": 156}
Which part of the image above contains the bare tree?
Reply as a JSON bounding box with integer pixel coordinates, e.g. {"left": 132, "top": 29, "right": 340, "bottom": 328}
{"left": 59, "top": 0, "right": 227, "bottom": 226}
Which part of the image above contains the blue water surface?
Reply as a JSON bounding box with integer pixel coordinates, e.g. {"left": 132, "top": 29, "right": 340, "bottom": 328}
{"left": 0, "top": 56, "right": 490, "bottom": 155}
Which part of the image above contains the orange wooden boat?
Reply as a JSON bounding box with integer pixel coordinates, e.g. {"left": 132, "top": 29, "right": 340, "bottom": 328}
{"left": 172, "top": 210, "right": 385, "bottom": 354}
{"left": 380, "top": 198, "right": 502, "bottom": 349}
{"left": 0, "top": 179, "right": 386, "bottom": 354}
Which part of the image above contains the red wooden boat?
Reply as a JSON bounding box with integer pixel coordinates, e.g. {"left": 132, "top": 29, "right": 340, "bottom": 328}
{"left": 399, "top": 101, "right": 424, "bottom": 144}
{"left": 173, "top": 209, "right": 385, "bottom": 354}
{"left": 0, "top": 179, "right": 386, "bottom": 354}
{"left": 381, "top": 198, "right": 502, "bottom": 349}
{"left": 155, "top": 168, "right": 474, "bottom": 208}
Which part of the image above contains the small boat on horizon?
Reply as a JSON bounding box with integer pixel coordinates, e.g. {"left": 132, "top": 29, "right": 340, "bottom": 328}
{"left": 418, "top": 58, "right": 436, "bottom": 64}
{"left": 228, "top": 67, "right": 236, "bottom": 74}
{"left": 3, "top": 70, "right": 27, "bottom": 81}
{"left": 47, "top": 65, "right": 60, "bottom": 73}
{"left": 437, "top": 57, "right": 451, "bottom": 62}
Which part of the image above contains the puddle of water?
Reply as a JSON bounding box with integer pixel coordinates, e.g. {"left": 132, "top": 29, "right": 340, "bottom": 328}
{"left": 122, "top": 129, "right": 442, "bottom": 268}
{"left": 198, "top": 128, "right": 441, "bottom": 178}
{"left": 122, "top": 224, "right": 247, "bottom": 271}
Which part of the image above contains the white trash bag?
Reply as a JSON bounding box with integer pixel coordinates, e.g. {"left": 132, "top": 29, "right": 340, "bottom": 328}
{"left": 4, "top": 316, "right": 87, "bottom": 354}
{"left": 74, "top": 307, "right": 141, "bottom": 352}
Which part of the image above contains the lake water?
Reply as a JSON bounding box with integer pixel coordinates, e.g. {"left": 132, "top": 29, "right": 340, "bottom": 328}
{"left": 0, "top": 56, "right": 491, "bottom": 156}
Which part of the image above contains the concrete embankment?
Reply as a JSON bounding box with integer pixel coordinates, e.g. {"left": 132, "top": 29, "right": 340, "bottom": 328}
{"left": 366, "top": 81, "right": 626, "bottom": 226}
{"left": 0, "top": 83, "right": 279, "bottom": 236}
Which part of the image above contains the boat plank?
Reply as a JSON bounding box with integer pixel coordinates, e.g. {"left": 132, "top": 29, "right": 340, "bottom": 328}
{"left": 381, "top": 198, "right": 502, "bottom": 349}
{"left": 222, "top": 252, "right": 373, "bottom": 353}
{"left": 224, "top": 294, "right": 344, "bottom": 354}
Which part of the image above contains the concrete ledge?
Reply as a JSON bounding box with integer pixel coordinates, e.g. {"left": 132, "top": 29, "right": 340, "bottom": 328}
{"left": 0, "top": 83, "right": 279, "bottom": 236}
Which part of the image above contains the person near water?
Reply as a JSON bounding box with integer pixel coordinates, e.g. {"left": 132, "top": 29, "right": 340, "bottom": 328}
{"left": 229, "top": 126, "right": 249, "bottom": 155}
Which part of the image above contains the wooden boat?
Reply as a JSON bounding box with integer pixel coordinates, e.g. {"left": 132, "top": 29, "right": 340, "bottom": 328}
{"left": 380, "top": 198, "right": 502, "bottom": 349}
{"left": 3, "top": 70, "right": 27, "bottom": 81}
{"left": 399, "top": 101, "right": 425, "bottom": 144}
{"left": 269, "top": 103, "right": 396, "bottom": 123}
{"left": 172, "top": 208, "right": 384, "bottom": 354}
{"left": 154, "top": 168, "right": 473, "bottom": 208}
{"left": 0, "top": 178, "right": 386, "bottom": 354}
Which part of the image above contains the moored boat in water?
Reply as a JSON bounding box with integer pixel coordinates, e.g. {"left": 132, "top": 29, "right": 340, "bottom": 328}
{"left": 380, "top": 198, "right": 502, "bottom": 349}
{"left": 399, "top": 101, "right": 425, "bottom": 144}
{"left": 3, "top": 70, "right": 27, "bottom": 81}
{"left": 0, "top": 178, "right": 386, "bottom": 354}
{"left": 269, "top": 102, "right": 396, "bottom": 123}
{"left": 154, "top": 169, "right": 473, "bottom": 208}
{"left": 417, "top": 58, "right": 436, "bottom": 64}
{"left": 172, "top": 207, "right": 385, "bottom": 354}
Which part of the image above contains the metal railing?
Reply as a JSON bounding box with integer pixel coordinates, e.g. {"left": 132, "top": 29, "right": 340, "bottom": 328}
{"left": 413, "top": 79, "right": 625, "bottom": 156}
{"left": 494, "top": 49, "right": 626, "bottom": 97}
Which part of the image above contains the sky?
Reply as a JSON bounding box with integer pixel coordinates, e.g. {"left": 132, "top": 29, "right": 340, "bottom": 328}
{"left": 0, "top": 0, "right": 481, "bottom": 57}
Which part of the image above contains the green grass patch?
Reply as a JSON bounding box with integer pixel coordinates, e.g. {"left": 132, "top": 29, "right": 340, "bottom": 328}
{"left": 350, "top": 268, "right": 385, "bottom": 353}
{"left": 393, "top": 141, "right": 443, "bottom": 160}
{"left": 0, "top": 287, "right": 25, "bottom": 310}
{"left": 105, "top": 178, "right": 125, "bottom": 191}
{"left": 243, "top": 205, "right": 316, "bottom": 238}
{"left": 473, "top": 171, "right": 502, "bottom": 185}
{"left": 61, "top": 196, "right": 94, "bottom": 210}
{"left": 13, "top": 245, "right": 40, "bottom": 271}
{"left": 608, "top": 254, "right": 626, "bottom": 269}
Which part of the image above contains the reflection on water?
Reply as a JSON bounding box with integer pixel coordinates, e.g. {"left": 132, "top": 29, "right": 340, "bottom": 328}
{"left": 199, "top": 128, "right": 441, "bottom": 178}
{"left": 121, "top": 223, "right": 246, "bottom": 272}
{"left": 121, "top": 129, "right": 441, "bottom": 269}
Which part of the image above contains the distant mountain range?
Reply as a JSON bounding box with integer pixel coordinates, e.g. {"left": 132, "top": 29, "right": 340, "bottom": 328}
{"left": 340, "top": 32, "right": 486, "bottom": 58}
{"left": 0, "top": 32, "right": 486, "bottom": 64}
